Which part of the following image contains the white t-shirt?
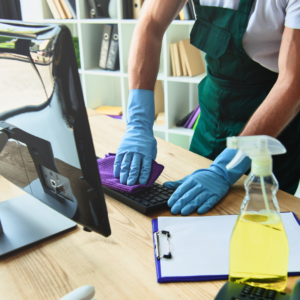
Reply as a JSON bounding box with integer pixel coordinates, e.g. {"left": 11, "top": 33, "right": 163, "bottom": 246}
{"left": 199, "top": 0, "right": 300, "bottom": 72}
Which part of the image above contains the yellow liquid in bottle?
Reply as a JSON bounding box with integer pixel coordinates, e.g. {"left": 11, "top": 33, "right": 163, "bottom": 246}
{"left": 229, "top": 212, "right": 289, "bottom": 291}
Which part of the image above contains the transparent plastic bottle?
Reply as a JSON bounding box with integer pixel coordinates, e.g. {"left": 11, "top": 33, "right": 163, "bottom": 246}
{"left": 226, "top": 136, "right": 289, "bottom": 292}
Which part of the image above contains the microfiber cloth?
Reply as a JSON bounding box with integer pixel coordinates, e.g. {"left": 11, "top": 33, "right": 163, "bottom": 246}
{"left": 97, "top": 153, "right": 164, "bottom": 194}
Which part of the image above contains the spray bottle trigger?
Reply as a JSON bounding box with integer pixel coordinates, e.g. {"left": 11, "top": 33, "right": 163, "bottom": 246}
{"left": 226, "top": 150, "right": 247, "bottom": 170}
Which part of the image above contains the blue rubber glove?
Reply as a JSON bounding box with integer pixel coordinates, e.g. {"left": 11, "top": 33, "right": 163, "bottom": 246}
{"left": 114, "top": 89, "right": 157, "bottom": 186}
{"left": 164, "top": 148, "right": 251, "bottom": 215}
{"left": 291, "top": 279, "right": 300, "bottom": 300}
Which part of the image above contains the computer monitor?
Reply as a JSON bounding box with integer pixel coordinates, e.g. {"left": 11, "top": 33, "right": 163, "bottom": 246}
{"left": 0, "top": 20, "right": 111, "bottom": 256}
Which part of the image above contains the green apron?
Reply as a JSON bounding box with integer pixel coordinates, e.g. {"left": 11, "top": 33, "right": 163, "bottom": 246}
{"left": 189, "top": 0, "right": 300, "bottom": 194}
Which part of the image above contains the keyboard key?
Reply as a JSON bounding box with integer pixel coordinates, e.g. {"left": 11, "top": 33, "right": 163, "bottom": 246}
{"left": 142, "top": 201, "right": 150, "bottom": 206}
{"left": 242, "top": 286, "right": 253, "bottom": 295}
{"left": 134, "top": 197, "right": 142, "bottom": 202}
{"left": 157, "top": 199, "right": 166, "bottom": 203}
{"left": 160, "top": 195, "right": 169, "bottom": 200}
{"left": 150, "top": 200, "right": 158, "bottom": 204}
{"left": 160, "top": 190, "right": 169, "bottom": 195}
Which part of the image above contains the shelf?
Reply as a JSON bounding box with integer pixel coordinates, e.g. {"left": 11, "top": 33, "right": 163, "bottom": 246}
{"left": 43, "top": 19, "right": 78, "bottom": 24}
{"left": 79, "top": 19, "right": 119, "bottom": 24}
{"left": 120, "top": 20, "right": 138, "bottom": 24}
{"left": 84, "top": 69, "right": 121, "bottom": 76}
{"left": 171, "top": 20, "right": 195, "bottom": 25}
{"left": 44, "top": 18, "right": 194, "bottom": 25}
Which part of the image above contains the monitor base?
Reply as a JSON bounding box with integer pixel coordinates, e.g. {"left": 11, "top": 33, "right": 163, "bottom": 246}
{"left": 0, "top": 194, "right": 77, "bottom": 256}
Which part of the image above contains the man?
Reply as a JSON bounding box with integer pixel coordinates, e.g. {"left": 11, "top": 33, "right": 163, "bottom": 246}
{"left": 113, "top": 0, "right": 300, "bottom": 215}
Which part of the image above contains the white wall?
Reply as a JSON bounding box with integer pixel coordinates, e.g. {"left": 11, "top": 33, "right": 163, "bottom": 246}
{"left": 20, "top": 0, "right": 43, "bottom": 22}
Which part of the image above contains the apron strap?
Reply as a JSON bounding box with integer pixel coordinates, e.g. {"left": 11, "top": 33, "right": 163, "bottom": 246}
{"left": 237, "top": 0, "right": 255, "bottom": 15}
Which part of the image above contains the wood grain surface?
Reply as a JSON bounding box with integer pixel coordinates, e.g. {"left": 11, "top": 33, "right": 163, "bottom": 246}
{"left": 0, "top": 111, "right": 299, "bottom": 299}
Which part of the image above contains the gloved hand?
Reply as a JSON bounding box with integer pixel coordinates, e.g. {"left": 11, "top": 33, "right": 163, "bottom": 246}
{"left": 291, "top": 278, "right": 300, "bottom": 300}
{"left": 113, "top": 89, "right": 157, "bottom": 186}
{"left": 164, "top": 148, "right": 251, "bottom": 215}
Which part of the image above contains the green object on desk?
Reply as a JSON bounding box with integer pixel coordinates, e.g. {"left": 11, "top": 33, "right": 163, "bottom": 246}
{"left": 192, "top": 113, "right": 200, "bottom": 130}
{"left": 72, "top": 37, "right": 80, "bottom": 69}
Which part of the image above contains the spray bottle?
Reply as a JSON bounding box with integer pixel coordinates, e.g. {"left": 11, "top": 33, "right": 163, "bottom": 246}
{"left": 226, "top": 135, "right": 289, "bottom": 291}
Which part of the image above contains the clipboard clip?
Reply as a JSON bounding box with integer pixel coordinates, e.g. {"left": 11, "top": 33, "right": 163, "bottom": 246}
{"left": 154, "top": 230, "right": 172, "bottom": 260}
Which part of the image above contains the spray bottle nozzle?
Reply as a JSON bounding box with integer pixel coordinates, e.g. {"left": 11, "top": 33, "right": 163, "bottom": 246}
{"left": 226, "top": 136, "right": 286, "bottom": 175}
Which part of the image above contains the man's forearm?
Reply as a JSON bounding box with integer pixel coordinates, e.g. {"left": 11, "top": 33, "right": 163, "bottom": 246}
{"left": 128, "top": 19, "right": 162, "bottom": 91}
{"left": 240, "top": 79, "right": 300, "bottom": 137}
{"left": 240, "top": 27, "right": 300, "bottom": 138}
{"left": 128, "top": 0, "right": 187, "bottom": 91}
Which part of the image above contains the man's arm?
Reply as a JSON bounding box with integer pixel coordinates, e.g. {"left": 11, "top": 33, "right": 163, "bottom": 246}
{"left": 240, "top": 27, "right": 300, "bottom": 137}
{"left": 128, "top": 0, "right": 187, "bottom": 91}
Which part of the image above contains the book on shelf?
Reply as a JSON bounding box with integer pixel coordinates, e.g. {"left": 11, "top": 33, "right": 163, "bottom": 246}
{"left": 95, "top": 106, "right": 123, "bottom": 116}
{"left": 178, "top": 41, "right": 187, "bottom": 76}
{"left": 106, "top": 24, "right": 119, "bottom": 71}
{"left": 155, "top": 112, "right": 165, "bottom": 126}
{"left": 99, "top": 24, "right": 112, "bottom": 69}
{"left": 182, "top": 5, "right": 191, "bottom": 20}
{"left": 186, "top": 106, "right": 200, "bottom": 129}
{"left": 170, "top": 43, "right": 177, "bottom": 76}
{"left": 183, "top": 105, "right": 200, "bottom": 129}
{"left": 179, "top": 9, "right": 185, "bottom": 20}
{"left": 59, "top": 0, "right": 73, "bottom": 19}
{"left": 87, "top": 0, "right": 110, "bottom": 18}
{"left": 178, "top": 3, "right": 194, "bottom": 20}
{"left": 53, "top": 0, "right": 67, "bottom": 19}
{"left": 46, "top": 0, "right": 61, "bottom": 19}
{"left": 187, "top": 0, "right": 195, "bottom": 20}
{"left": 154, "top": 80, "right": 164, "bottom": 119}
{"left": 173, "top": 43, "right": 183, "bottom": 76}
{"left": 123, "top": 0, "right": 133, "bottom": 19}
{"left": 176, "top": 106, "right": 201, "bottom": 129}
{"left": 179, "top": 38, "right": 205, "bottom": 77}
{"left": 133, "top": 0, "right": 145, "bottom": 19}
{"left": 176, "top": 111, "right": 193, "bottom": 127}
{"left": 192, "top": 113, "right": 200, "bottom": 130}
{"left": 170, "top": 38, "right": 205, "bottom": 77}
{"left": 65, "top": 0, "right": 77, "bottom": 18}
{"left": 99, "top": 24, "right": 120, "bottom": 71}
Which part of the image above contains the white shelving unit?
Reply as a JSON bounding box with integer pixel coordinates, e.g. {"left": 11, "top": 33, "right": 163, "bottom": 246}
{"left": 40, "top": 0, "right": 207, "bottom": 150}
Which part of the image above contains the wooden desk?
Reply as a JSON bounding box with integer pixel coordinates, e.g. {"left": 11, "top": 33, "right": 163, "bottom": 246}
{"left": 1, "top": 113, "right": 300, "bottom": 300}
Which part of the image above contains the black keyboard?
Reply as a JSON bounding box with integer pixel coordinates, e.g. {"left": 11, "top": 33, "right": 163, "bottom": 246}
{"left": 102, "top": 182, "right": 174, "bottom": 214}
{"left": 215, "top": 282, "right": 291, "bottom": 300}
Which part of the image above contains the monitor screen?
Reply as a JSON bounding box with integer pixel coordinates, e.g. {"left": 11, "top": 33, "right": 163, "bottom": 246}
{"left": 0, "top": 21, "right": 111, "bottom": 238}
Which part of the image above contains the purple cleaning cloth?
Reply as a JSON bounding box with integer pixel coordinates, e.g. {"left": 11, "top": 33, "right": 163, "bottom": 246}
{"left": 97, "top": 153, "right": 164, "bottom": 194}
{"left": 107, "top": 115, "right": 123, "bottom": 119}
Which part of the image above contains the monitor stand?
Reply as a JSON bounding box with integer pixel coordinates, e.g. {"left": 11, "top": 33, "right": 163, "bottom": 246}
{"left": 0, "top": 194, "right": 77, "bottom": 256}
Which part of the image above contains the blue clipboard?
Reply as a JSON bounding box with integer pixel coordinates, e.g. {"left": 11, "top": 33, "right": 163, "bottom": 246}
{"left": 152, "top": 212, "right": 300, "bottom": 283}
